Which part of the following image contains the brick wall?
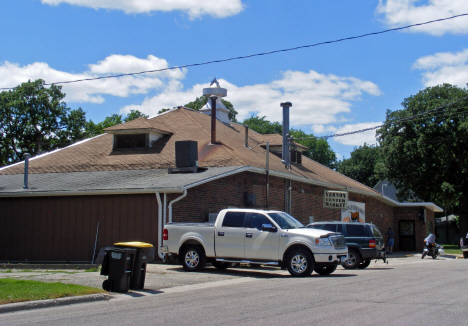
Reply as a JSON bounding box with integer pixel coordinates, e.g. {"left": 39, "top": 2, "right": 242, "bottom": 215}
{"left": 168, "top": 171, "right": 434, "bottom": 252}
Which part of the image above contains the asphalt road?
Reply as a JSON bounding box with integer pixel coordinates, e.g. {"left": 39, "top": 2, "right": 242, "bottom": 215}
{"left": 1, "top": 256, "right": 467, "bottom": 325}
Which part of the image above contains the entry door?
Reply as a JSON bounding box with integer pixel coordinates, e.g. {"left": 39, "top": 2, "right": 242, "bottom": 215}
{"left": 215, "top": 211, "right": 247, "bottom": 259}
{"left": 399, "top": 220, "right": 415, "bottom": 251}
{"left": 244, "top": 212, "right": 280, "bottom": 261}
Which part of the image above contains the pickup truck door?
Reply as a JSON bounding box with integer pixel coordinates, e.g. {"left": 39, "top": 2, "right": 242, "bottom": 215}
{"left": 244, "top": 212, "right": 280, "bottom": 261}
{"left": 215, "top": 211, "right": 247, "bottom": 259}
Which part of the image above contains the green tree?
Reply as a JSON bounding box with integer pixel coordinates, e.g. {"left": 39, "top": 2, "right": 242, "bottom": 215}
{"left": 376, "top": 84, "right": 468, "bottom": 236}
{"left": 243, "top": 115, "right": 282, "bottom": 134}
{"left": 124, "top": 109, "right": 149, "bottom": 122}
{"left": 86, "top": 110, "right": 148, "bottom": 137}
{"left": 242, "top": 115, "right": 337, "bottom": 168}
{"left": 184, "top": 96, "right": 238, "bottom": 121}
{"left": 336, "top": 144, "right": 382, "bottom": 188}
{"left": 0, "top": 79, "right": 88, "bottom": 166}
{"left": 289, "top": 129, "right": 337, "bottom": 169}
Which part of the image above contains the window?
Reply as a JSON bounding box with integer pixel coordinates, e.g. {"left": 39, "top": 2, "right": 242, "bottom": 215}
{"left": 307, "top": 224, "right": 323, "bottom": 230}
{"left": 249, "top": 214, "right": 272, "bottom": 230}
{"left": 371, "top": 225, "right": 383, "bottom": 238}
{"left": 346, "top": 224, "right": 366, "bottom": 237}
{"left": 336, "top": 224, "right": 343, "bottom": 234}
{"left": 324, "top": 224, "right": 337, "bottom": 232}
{"left": 222, "top": 212, "right": 245, "bottom": 228}
{"left": 114, "top": 134, "right": 147, "bottom": 150}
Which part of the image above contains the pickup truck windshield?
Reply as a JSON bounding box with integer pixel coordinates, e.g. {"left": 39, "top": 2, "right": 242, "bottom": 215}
{"left": 267, "top": 212, "right": 304, "bottom": 230}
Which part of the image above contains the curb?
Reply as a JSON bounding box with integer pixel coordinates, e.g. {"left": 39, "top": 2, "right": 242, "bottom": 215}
{"left": 0, "top": 293, "right": 116, "bottom": 314}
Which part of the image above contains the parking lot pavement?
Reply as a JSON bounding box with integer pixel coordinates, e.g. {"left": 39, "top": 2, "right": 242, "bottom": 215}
{"left": 0, "top": 252, "right": 463, "bottom": 313}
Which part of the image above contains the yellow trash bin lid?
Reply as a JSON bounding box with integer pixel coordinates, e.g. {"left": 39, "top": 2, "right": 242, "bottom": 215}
{"left": 114, "top": 241, "right": 154, "bottom": 248}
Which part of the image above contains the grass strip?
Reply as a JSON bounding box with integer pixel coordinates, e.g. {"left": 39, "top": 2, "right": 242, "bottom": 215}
{"left": 441, "top": 244, "right": 462, "bottom": 255}
{"left": 0, "top": 278, "right": 105, "bottom": 305}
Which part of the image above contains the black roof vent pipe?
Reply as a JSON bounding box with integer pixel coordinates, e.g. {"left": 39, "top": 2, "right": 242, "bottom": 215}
{"left": 244, "top": 124, "right": 249, "bottom": 147}
{"left": 23, "top": 153, "right": 31, "bottom": 189}
{"left": 281, "top": 102, "right": 292, "bottom": 168}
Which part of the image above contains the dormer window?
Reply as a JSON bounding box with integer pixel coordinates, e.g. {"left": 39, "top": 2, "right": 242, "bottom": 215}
{"left": 114, "top": 133, "right": 148, "bottom": 150}
{"left": 103, "top": 117, "right": 172, "bottom": 151}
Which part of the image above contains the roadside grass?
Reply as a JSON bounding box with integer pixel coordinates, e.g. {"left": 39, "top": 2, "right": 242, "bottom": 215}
{"left": 441, "top": 244, "right": 461, "bottom": 255}
{"left": 0, "top": 278, "right": 105, "bottom": 304}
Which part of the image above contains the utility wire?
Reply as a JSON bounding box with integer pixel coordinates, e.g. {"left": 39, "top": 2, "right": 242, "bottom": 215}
{"left": 293, "top": 96, "right": 468, "bottom": 140}
{"left": 1, "top": 13, "right": 467, "bottom": 90}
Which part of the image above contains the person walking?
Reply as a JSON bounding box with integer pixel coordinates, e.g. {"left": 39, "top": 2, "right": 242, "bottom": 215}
{"left": 386, "top": 227, "right": 395, "bottom": 254}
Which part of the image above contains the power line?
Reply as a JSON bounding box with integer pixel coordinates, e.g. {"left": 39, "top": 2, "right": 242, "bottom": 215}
{"left": 293, "top": 96, "right": 468, "bottom": 140}
{"left": 1, "top": 13, "right": 467, "bottom": 91}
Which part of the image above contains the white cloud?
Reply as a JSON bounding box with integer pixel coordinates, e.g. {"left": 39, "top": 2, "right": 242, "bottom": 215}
{"left": 376, "top": 0, "right": 468, "bottom": 36}
{"left": 413, "top": 49, "right": 468, "bottom": 87}
{"left": 122, "top": 71, "right": 382, "bottom": 127}
{"left": 331, "top": 122, "right": 382, "bottom": 147}
{"left": 41, "top": 0, "right": 244, "bottom": 19}
{"left": 0, "top": 55, "right": 186, "bottom": 103}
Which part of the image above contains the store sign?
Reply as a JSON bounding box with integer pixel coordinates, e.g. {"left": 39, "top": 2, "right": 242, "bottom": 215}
{"left": 341, "top": 201, "right": 366, "bottom": 223}
{"left": 323, "top": 190, "right": 348, "bottom": 209}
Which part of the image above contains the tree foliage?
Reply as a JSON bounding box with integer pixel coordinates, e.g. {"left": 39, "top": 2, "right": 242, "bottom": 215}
{"left": 376, "top": 83, "right": 468, "bottom": 235}
{"left": 0, "top": 79, "right": 88, "bottom": 166}
{"left": 86, "top": 110, "right": 148, "bottom": 137}
{"left": 289, "top": 129, "right": 337, "bottom": 169}
{"left": 243, "top": 115, "right": 282, "bottom": 134}
{"left": 184, "top": 96, "right": 238, "bottom": 121}
{"left": 242, "top": 115, "right": 337, "bottom": 168}
{"left": 336, "top": 144, "right": 382, "bottom": 188}
{"left": 124, "top": 109, "right": 149, "bottom": 122}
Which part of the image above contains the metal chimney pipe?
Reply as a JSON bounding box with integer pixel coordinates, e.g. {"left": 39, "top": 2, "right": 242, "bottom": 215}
{"left": 244, "top": 125, "right": 249, "bottom": 147}
{"left": 281, "top": 102, "right": 292, "bottom": 167}
{"left": 23, "top": 153, "right": 31, "bottom": 189}
{"left": 210, "top": 95, "right": 218, "bottom": 144}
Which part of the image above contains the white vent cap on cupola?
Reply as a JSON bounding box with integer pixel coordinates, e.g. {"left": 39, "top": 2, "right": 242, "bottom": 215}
{"left": 200, "top": 78, "right": 230, "bottom": 124}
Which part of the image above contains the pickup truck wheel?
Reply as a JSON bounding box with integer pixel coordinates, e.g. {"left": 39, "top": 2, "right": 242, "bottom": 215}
{"left": 341, "top": 249, "right": 361, "bottom": 269}
{"left": 358, "top": 259, "right": 371, "bottom": 269}
{"left": 182, "top": 246, "right": 206, "bottom": 272}
{"left": 212, "top": 261, "right": 229, "bottom": 270}
{"left": 463, "top": 251, "right": 468, "bottom": 259}
{"left": 286, "top": 249, "right": 314, "bottom": 277}
{"left": 314, "top": 265, "right": 337, "bottom": 275}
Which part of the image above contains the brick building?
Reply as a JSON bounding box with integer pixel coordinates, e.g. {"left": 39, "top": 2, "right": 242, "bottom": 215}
{"left": 0, "top": 87, "right": 441, "bottom": 262}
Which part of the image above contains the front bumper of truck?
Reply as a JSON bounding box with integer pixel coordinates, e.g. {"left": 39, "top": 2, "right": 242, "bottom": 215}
{"left": 314, "top": 252, "right": 348, "bottom": 264}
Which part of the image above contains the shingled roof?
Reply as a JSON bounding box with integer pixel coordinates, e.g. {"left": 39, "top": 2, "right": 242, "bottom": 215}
{"left": 0, "top": 107, "right": 380, "bottom": 196}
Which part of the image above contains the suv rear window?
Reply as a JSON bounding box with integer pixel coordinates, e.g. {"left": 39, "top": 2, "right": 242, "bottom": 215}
{"left": 346, "top": 224, "right": 366, "bottom": 237}
{"left": 371, "top": 225, "right": 383, "bottom": 238}
{"left": 222, "top": 212, "right": 245, "bottom": 227}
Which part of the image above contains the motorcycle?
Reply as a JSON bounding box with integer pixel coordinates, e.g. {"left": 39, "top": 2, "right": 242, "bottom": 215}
{"left": 421, "top": 242, "right": 444, "bottom": 259}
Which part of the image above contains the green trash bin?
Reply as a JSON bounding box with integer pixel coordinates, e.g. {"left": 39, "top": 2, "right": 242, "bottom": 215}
{"left": 100, "top": 247, "right": 136, "bottom": 293}
{"left": 114, "top": 242, "right": 154, "bottom": 290}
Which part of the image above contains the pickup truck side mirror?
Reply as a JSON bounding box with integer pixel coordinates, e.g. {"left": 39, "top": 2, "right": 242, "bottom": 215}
{"left": 262, "top": 224, "right": 277, "bottom": 232}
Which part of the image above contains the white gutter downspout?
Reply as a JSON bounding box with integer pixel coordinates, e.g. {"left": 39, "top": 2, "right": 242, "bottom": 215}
{"left": 155, "top": 192, "right": 164, "bottom": 260}
{"left": 169, "top": 189, "right": 187, "bottom": 223}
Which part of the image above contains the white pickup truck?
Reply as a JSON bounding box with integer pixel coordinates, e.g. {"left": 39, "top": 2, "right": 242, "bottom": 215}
{"left": 161, "top": 209, "right": 348, "bottom": 277}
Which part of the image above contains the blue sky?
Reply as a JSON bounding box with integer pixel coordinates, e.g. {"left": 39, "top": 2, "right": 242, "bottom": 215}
{"left": 1, "top": 1, "right": 468, "bottom": 159}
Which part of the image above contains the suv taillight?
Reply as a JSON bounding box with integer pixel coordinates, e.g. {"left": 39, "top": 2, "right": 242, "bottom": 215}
{"left": 369, "top": 239, "right": 376, "bottom": 248}
{"left": 163, "top": 229, "right": 168, "bottom": 241}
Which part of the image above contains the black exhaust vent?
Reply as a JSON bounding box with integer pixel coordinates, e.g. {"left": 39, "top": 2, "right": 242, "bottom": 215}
{"left": 175, "top": 141, "right": 198, "bottom": 168}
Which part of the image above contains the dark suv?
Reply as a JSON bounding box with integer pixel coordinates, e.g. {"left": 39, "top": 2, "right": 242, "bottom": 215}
{"left": 306, "top": 221, "right": 386, "bottom": 269}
